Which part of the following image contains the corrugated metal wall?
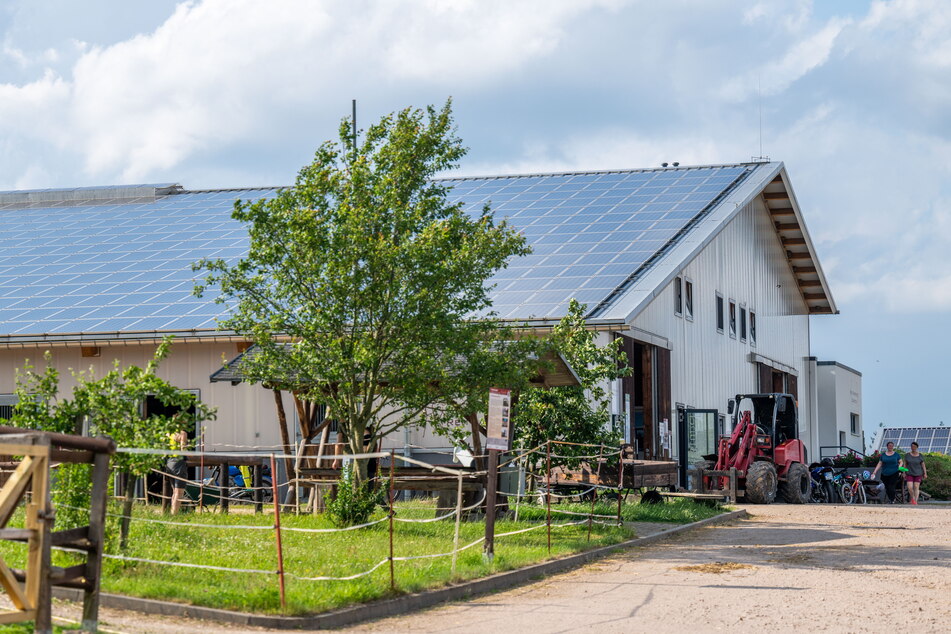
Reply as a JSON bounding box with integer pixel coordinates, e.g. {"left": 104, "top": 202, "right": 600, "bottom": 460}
{"left": 627, "top": 197, "right": 815, "bottom": 459}
{"left": 0, "top": 342, "right": 291, "bottom": 450}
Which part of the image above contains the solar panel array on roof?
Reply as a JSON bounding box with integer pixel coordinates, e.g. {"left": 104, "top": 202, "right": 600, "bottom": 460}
{"left": 444, "top": 165, "right": 752, "bottom": 320}
{"left": 878, "top": 427, "right": 951, "bottom": 454}
{"left": 0, "top": 164, "right": 753, "bottom": 338}
{"left": 0, "top": 188, "right": 277, "bottom": 336}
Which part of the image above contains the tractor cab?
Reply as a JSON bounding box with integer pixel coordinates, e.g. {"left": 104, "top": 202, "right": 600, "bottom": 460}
{"left": 730, "top": 393, "right": 799, "bottom": 452}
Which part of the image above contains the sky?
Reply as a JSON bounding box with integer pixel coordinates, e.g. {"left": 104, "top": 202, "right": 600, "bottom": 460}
{"left": 1, "top": 0, "right": 949, "bottom": 444}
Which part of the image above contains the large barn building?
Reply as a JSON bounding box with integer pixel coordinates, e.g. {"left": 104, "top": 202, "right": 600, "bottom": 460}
{"left": 0, "top": 161, "right": 838, "bottom": 482}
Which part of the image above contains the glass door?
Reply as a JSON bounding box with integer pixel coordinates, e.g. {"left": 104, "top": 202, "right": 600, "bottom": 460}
{"left": 679, "top": 409, "right": 718, "bottom": 489}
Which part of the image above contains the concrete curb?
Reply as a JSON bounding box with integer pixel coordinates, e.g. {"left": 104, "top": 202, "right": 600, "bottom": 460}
{"left": 54, "top": 508, "right": 748, "bottom": 630}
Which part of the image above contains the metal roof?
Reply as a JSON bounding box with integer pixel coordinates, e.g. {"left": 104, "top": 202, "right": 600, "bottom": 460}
{"left": 0, "top": 162, "right": 835, "bottom": 343}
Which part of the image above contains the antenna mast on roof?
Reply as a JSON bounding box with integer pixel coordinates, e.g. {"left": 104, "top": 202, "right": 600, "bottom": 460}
{"left": 751, "top": 76, "right": 769, "bottom": 163}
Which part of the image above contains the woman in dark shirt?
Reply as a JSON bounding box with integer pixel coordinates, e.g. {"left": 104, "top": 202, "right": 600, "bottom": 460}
{"left": 871, "top": 441, "right": 904, "bottom": 503}
{"left": 904, "top": 442, "right": 928, "bottom": 505}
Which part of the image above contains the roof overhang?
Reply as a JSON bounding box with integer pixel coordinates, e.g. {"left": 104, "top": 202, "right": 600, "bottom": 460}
{"left": 595, "top": 161, "right": 837, "bottom": 323}
{"left": 761, "top": 166, "right": 837, "bottom": 315}
{"left": 210, "top": 345, "right": 582, "bottom": 389}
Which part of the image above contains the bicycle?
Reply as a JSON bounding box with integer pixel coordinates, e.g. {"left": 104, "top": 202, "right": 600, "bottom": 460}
{"left": 840, "top": 472, "right": 866, "bottom": 504}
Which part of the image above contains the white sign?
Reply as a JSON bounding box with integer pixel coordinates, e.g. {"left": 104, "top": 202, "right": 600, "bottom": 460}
{"left": 486, "top": 387, "right": 512, "bottom": 451}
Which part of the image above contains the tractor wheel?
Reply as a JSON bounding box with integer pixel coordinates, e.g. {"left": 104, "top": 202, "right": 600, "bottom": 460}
{"left": 744, "top": 461, "right": 778, "bottom": 504}
{"left": 780, "top": 463, "right": 811, "bottom": 504}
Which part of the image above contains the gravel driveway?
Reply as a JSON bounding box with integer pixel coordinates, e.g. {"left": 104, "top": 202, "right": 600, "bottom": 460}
{"left": 37, "top": 503, "right": 951, "bottom": 633}
{"left": 349, "top": 503, "right": 951, "bottom": 633}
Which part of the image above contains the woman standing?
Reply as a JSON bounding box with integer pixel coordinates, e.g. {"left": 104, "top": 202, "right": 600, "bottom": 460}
{"left": 871, "top": 441, "right": 903, "bottom": 504}
{"left": 904, "top": 442, "right": 928, "bottom": 505}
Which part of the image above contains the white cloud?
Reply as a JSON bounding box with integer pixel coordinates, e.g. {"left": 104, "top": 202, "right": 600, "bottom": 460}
{"left": 0, "top": 0, "right": 624, "bottom": 183}
{"left": 719, "top": 19, "right": 847, "bottom": 102}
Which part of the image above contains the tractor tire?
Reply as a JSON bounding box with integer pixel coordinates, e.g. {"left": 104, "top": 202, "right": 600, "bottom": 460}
{"left": 780, "top": 462, "right": 811, "bottom": 504}
{"left": 744, "top": 461, "right": 778, "bottom": 504}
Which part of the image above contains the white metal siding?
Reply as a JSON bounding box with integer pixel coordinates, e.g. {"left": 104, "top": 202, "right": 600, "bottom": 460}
{"left": 628, "top": 197, "right": 816, "bottom": 459}
{"left": 0, "top": 342, "right": 292, "bottom": 450}
{"left": 816, "top": 364, "right": 863, "bottom": 455}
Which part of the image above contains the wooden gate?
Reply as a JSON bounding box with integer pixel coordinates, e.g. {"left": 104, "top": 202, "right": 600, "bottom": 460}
{"left": 0, "top": 428, "right": 114, "bottom": 634}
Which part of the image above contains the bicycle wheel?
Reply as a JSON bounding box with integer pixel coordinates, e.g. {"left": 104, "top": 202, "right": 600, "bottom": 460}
{"left": 840, "top": 483, "right": 855, "bottom": 504}
{"left": 857, "top": 482, "right": 867, "bottom": 504}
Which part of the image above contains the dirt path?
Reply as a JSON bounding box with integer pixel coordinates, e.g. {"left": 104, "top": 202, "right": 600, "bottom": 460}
{"left": 27, "top": 504, "right": 951, "bottom": 633}
{"left": 347, "top": 504, "right": 951, "bottom": 633}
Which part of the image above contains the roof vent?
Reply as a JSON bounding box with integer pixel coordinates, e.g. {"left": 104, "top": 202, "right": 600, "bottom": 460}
{"left": 0, "top": 183, "right": 183, "bottom": 206}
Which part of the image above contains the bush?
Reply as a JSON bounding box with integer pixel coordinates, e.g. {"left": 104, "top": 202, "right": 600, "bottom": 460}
{"left": 862, "top": 450, "right": 881, "bottom": 468}
{"left": 921, "top": 453, "right": 951, "bottom": 500}
{"left": 325, "top": 463, "right": 382, "bottom": 527}
{"left": 831, "top": 450, "right": 862, "bottom": 467}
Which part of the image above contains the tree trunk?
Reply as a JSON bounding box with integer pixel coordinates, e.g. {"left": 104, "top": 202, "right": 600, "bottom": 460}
{"left": 272, "top": 389, "right": 296, "bottom": 506}
{"left": 119, "top": 473, "right": 135, "bottom": 550}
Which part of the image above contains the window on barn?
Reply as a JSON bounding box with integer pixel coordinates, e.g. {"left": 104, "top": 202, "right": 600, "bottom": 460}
{"left": 684, "top": 279, "right": 694, "bottom": 321}
{"left": 716, "top": 293, "right": 724, "bottom": 333}
{"left": 729, "top": 300, "right": 737, "bottom": 338}
{"left": 750, "top": 311, "right": 757, "bottom": 346}
{"left": 674, "top": 277, "right": 683, "bottom": 316}
{"left": 740, "top": 305, "right": 747, "bottom": 342}
{"left": 0, "top": 394, "right": 16, "bottom": 421}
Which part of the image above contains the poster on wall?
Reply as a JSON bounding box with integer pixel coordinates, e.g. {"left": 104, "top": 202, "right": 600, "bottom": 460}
{"left": 486, "top": 387, "right": 512, "bottom": 451}
{"left": 660, "top": 418, "right": 670, "bottom": 453}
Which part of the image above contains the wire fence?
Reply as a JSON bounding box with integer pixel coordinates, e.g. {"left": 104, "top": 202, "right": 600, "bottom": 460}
{"left": 44, "top": 440, "right": 629, "bottom": 610}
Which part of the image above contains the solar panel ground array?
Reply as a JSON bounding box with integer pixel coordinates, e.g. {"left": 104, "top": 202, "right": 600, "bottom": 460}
{"left": 878, "top": 427, "right": 951, "bottom": 454}
{"left": 0, "top": 165, "right": 751, "bottom": 337}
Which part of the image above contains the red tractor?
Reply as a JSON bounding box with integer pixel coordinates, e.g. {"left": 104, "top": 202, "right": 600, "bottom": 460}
{"left": 706, "top": 393, "right": 811, "bottom": 504}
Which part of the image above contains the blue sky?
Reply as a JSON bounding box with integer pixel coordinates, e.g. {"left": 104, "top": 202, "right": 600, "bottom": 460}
{"left": 1, "top": 0, "right": 949, "bottom": 443}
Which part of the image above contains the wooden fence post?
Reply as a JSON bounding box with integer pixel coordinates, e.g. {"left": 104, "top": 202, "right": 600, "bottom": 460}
{"left": 81, "top": 450, "right": 110, "bottom": 632}
{"left": 546, "top": 441, "right": 552, "bottom": 555}
{"left": 220, "top": 461, "right": 230, "bottom": 515}
{"left": 451, "top": 472, "right": 463, "bottom": 576}
{"left": 270, "top": 455, "right": 286, "bottom": 612}
{"left": 388, "top": 450, "right": 395, "bottom": 591}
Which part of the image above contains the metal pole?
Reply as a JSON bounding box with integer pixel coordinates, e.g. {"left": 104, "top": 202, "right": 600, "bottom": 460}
{"left": 546, "top": 441, "right": 552, "bottom": 555}
{"left": 388, "top": 449, "right": 395, "bottom": 591}
{"left": 270, "top": 454, "right": 286, "bottom": 612}
{"left": 451, "top": 471, "right": 463, "bottom": 576}
{"left": 198, "top": 428, "right": 205, "bottom": 514}
{"left": 352, "top": 99, "right": 357, "bottom": 149}
{"left": 588, "top": 445, "right": 604, "bottom": 542}
{"left": 483, "top": 449, "right": 499, "bottom": 561}
{"left": 616, "top": 447, "right": 624, "bottom": 526}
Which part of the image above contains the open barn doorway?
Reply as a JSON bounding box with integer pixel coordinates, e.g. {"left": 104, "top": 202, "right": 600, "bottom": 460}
{"left": 144, "top": 392, "right": 200, "bottom": 502}
{"left": 616, "top": 334, "right": 671, "bottom": 460}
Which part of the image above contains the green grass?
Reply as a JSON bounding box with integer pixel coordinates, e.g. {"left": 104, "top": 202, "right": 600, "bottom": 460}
{"left": 513, "top": 497, "right": 727, "bottom": 524}
{"left": 0, "top": 497, "right": 723, "bottom": 616}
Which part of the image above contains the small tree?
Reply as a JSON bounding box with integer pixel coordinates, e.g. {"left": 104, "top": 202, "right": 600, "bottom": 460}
{"left": 513, "top": 300, "right": 630, "bottom": 473}
{"left": 71, "top": 339, "right": 215, "bottom": 545}
{"left": 195, "top": 100, "right": 529, "bottom": 482}
{"left": 9, "top": 339, "right": 215, "bottom": 540}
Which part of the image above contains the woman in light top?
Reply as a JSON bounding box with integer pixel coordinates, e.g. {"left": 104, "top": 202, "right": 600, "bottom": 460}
{"left": 904, "top": 442, "right": 928, "bottom": 505}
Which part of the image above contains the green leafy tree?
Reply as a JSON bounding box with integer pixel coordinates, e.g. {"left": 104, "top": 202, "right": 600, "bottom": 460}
{"left": 9, "top": 340, "right": 215, "bottom": 537}
{"left": 513, "top": 300, "right": 630, "bottom": 473}
{"left": 194, "top": 101, "right": 529, "bottom": 481}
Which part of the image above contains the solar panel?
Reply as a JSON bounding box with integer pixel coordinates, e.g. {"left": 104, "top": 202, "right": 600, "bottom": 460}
{"left": 0, "top": 166, "right": 753, "bottom": 336}
{"left": 442, "top": 165, "right": 752, "bottom": 319}
{"left": 878, "top": 427, "right": 951, "bottom": 454}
